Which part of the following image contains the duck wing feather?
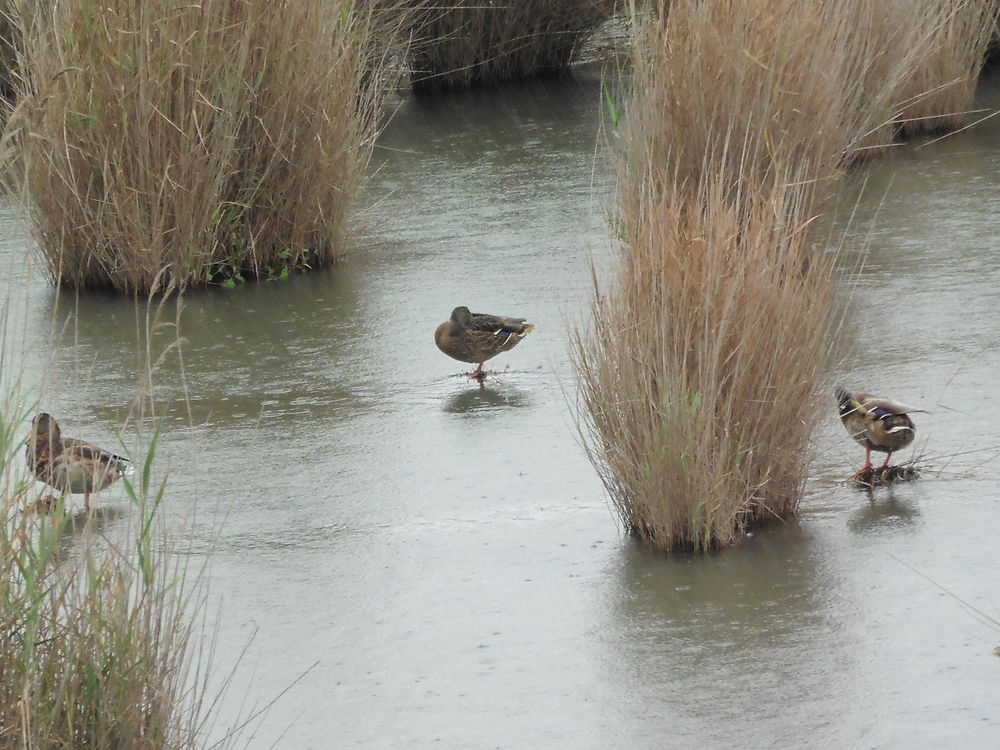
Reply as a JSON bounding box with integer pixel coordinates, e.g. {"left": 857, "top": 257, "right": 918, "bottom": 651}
{"left": 466, "top": 312, "right": 531, "bottom": 334}
{"left": 858, "top": 396, "right": 927, "bottom": 415}
{"left": 61, "top": 438, "right": 131, "bottom": 469}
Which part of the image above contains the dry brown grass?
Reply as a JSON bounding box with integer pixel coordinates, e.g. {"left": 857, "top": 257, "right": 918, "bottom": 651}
{"left": 894, "top": 0, "right": 997, "bottom": 136}
{"left": 406, "top": 0, "right": 615, "bottom": 92}
{"left": 0, "top": 4, "right": 19, "bottom": 104}
{"left": 574, "top": 0, "right": 964, "bottom": 551}
{"left": 621, "top": 0, "right": 946, "bottom": 218}
{"left": 575, "top": 176, "right": 833, "bottom": 550}
{"left": 5, "top": 0, "right": 399, "bottom": 293}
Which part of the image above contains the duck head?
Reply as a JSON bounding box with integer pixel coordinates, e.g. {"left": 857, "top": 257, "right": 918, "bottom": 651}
{"left": 451, "top": 306, "right": 473, "bottom": 326}
{"left": 28, "top": 412, "right": 61, "bottom": 450}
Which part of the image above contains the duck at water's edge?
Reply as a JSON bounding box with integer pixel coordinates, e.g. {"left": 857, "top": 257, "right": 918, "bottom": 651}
{"left": 25, "top": 413, "right": 131, "bottom": 512}
{"left": 435, "top": 306, "right": 535, "bottom": 381}
{"left": 835, "top": 387, "right": 926, "bottom": 478}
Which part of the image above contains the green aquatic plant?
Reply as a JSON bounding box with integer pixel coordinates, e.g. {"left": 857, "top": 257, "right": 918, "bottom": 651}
{"left": 0, "top": 396, "right": 224, "bottom": 749}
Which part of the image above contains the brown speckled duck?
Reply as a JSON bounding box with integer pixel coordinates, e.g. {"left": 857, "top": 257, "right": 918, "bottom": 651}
{"left": 25, "top": 413, "right": 131, "bottom": 511}
{"left": 835, "top": 387, "right": 926, "bottom": 474}
{"left": 435, "top": 306, "right": 535, "bottom": 380}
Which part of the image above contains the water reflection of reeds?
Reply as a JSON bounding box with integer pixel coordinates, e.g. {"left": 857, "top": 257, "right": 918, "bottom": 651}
{"left": 600, "top": 523, "right": 856, "bottom": 746}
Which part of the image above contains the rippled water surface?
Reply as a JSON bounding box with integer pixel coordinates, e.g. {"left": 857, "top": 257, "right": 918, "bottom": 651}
{"left": 2, "top": 70, "right": 999, "bottom": 748}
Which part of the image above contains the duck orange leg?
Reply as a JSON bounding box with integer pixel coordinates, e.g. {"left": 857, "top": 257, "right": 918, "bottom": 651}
{"left": 852, "top": 446, "right": 875, "bottom": 482}
{"left": 468, "top": 362, "right": 486, "bottom": 381}
{"left": 880, "top": 451, "right": 893, "bottom": 470}
{"left": 84, "top": 491, "right": 92, "bottom": 512}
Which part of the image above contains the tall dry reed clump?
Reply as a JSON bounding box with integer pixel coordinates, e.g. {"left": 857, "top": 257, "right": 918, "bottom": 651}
{"left": 5, "top": 0, "right": 397, "bottom": 293}
{"left": 619, "top": 0, "right": 941, "bottom": 212}
{"left": 894, "top": 0, "right": 996, "bottom": 136}
{"left": 0, "top": 404, "right": 212, "bottom": 748}
{"left": 576, "top": 178, "right": 834, "bottom": 548}
{"left": 406, "top": 0, "right": 615, "bottom": 92}
{"left": 576, "top": 0, "right": 945, "bottom": 551}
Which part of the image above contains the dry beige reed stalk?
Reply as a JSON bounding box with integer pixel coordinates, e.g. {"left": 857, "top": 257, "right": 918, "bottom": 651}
{"left": 6, "top": 0, "right": 399, "bottom": 293}
{"left": 406, "top": 0, "right": 615, "bottom": 91}
{"left": 893, "top": 0, "right": 996, "bottom": 136}
{"left": 574, "top": 0, "right": 961, "bottom": 550}
{"left": 618, "top": 0, "right": 943, "bottom": 225}
{"left": 583, "top": 0, "right": 995, "bottom": 551}
{"left": 575, "top": 176, "right": 834, "bottom": 550}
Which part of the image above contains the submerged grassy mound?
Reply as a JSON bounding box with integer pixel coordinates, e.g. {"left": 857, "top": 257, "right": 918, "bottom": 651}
{"left": 7, "top": 0, "right": 393, "bottom": 293}
{"left": 407, "top": 0, "right": 615, "bottom": 92}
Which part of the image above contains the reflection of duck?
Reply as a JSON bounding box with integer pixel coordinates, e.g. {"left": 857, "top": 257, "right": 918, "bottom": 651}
{"left": 444, "top": 385, "right": 530, "bottom": 415}
{"left": 835, "top": 388, "right": 925, "bottom": 476}
{"left": 848, "top": 492, "right": 920, "bottom": 533}
{"left": 435, "top": 306, "right": 535, "bottom": 381}
{"left": 25, "top": 413, "right": 131, "bottom": 512}
{"left": 54, "top": 507, "right": 128, "bottom": 562}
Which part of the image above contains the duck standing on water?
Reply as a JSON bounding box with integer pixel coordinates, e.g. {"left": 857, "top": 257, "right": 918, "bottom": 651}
{"left": 435, "top": 306, "right": 535, "bottom": 381}
{"left": 835, "top": 387, "right": 925, "bottom": 476}
{"left": 25, "top": 413, "right": 131, "bottom": 511}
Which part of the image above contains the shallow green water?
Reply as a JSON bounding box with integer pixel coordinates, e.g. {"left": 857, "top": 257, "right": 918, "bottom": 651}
{"left": 2, "top": 70, "right": 999, "bottom": 748}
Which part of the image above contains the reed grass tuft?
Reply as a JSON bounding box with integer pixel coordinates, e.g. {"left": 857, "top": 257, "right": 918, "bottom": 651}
{"left": 575, "top": 176, "right": 833, "bottom": 550}
{"left": 406, "top": 0, "right": 615, "bottom": 92}
{"left": 5, "top": 0, "right": 398, "bottom": 293}
{"left": 618, "top": 0, "right": 935, "bottom": 219}
{"left": 0, "top": 400, "right": 215, "bottom": 749}
{"left": 894, "top": 0, "right": 996, "bottom": 136}
{"left": 575, "top": 0, "right": 965, "bottom": 551}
